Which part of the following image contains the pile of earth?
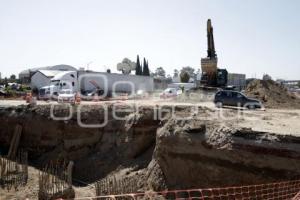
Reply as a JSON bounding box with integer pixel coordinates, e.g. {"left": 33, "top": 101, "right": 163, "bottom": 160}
{"left": 245, "top": 79, "right": 300, "bottom": 109}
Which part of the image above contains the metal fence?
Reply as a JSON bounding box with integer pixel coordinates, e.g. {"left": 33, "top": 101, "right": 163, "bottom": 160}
{"left": 95, "top": 175, "right": 140, "bottom": 198}
{"left": 0, "top": 150, "right": 28, "bottom": 191}
{"left": 39, "top": 160, "right": 74, "bottom": 200}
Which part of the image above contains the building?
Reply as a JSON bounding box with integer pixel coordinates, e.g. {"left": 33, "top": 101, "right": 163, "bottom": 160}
{"left": 276, "top": 79, "right": 300, "bottom": 92}
{"left": 78, "top": 71, "right": 154, "bottom": 93}
{"left": 227, "top": 73, "right": 246, "bottom": 91}
{"left": 31, "top": 70, "right": 64, "bottom": 89}
{"left": 19, "top": 64, "right": 77, "bottom": 83}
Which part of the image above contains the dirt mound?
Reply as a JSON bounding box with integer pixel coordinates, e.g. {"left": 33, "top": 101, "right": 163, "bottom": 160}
{"left": 245, "top": 79, "right": 300, "bottom": 109}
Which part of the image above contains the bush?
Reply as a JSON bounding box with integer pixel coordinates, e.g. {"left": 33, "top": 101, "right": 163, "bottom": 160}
{"left": 180, "top": 71, "right": 190, "bottom": 83}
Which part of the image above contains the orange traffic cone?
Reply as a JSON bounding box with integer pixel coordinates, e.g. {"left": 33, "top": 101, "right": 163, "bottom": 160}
{"left": 25, "top": 93, "right": 32, "bottom": 103}
{"left": 75, "top": 92, "right": 81, "bottom": 104}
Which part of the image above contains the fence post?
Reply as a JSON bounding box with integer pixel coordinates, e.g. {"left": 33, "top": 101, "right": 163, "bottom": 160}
{"left": 67, "top": 161, "right": 74, "bottom": 188}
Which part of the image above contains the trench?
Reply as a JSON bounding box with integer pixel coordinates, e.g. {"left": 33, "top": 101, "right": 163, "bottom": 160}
{"left": 0, "top": 104, "right": 160, "bottom": 185}
{"left": 0, "top": 104, "right": 300, "bottom": 191}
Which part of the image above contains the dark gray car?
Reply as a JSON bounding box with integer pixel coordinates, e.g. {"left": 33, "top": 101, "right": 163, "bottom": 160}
{"left": 214, "top": 90, "right": 262, "bottom": 109}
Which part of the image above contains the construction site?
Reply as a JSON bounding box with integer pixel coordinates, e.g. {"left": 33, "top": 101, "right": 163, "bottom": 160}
{"left": 0, "top": 77, "right": 300, "bottom": 199}
{"left": 0, "top": 4, "right": 300, "bottom": 199}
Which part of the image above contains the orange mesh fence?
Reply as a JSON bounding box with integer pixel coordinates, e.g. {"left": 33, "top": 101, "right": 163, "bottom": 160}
{"left": 65, "top": 179, "right": 300, "bottom": 200}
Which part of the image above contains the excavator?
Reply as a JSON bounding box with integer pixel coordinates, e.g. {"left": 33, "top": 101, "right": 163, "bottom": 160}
{"left": 200, "top": 19, "right": 228, "bottom": 88}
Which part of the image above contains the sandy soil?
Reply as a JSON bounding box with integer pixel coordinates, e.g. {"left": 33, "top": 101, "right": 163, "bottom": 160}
{"left": 236, "top": 109, "right": 300, "bottom": 135}
{"left": 0, "top": 99, "right": 299, "bottom": 136}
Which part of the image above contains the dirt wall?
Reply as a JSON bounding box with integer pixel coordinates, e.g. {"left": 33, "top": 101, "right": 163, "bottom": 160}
{"left": 0, "top": 104, "right": 300, "bottom": 191}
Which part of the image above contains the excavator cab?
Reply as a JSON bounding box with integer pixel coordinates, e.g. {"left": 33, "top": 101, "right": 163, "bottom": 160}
{"left": 216, "top": 69, "right": 228, "bottom": 87}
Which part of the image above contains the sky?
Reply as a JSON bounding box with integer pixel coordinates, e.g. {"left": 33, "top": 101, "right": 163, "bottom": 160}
{"left": 0, "top": 0, "right": 300, "bottom": 80}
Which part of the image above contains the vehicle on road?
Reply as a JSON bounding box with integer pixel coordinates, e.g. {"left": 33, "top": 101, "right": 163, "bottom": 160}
{"left": 38, "top": 85, "right": 59, "bottom": 100}
{"left": 133, "top": 89, "right": 149, "bottom": 99}
{"left": 214, "top": 90, "right": 263, "bottom": 109}
{"left": 160, "top": 88, "right": 180, "bottom": 99}
{"left": 57, "top": 89, "right": 75, "bottom": 103}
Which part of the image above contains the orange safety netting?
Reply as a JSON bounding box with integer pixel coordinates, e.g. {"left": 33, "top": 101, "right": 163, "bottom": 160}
{"left": 64, "top": 179, "right": 300, "bottom": 200}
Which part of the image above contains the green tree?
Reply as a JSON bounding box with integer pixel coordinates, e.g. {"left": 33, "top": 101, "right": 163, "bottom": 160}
{"left": 10, "top": 74, "right": 16, "bottom": 81}
{"left": 143, "top": 58, "right": 150, "bottom": 76}
{"left": 180, "top": 71, "right": 190, "bottom": 83}
{"left": 135, "top": 55, "right": 142, "bottom": 75}
{"left": 298, "top": 81, "right": 300, "bottom": 88}
{"left": 154, "top": 67, "right": 166, "bottom": 77}
{"left": 181, "top": 66, "right": 195, "bottom": 77}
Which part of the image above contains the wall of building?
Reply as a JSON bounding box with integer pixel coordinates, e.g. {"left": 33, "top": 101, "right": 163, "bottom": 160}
{"left": 79, "top": 72, "right": 154, "bottom": 93}
{"left": 30, "top": 72, "right": 51, "bottom": 89}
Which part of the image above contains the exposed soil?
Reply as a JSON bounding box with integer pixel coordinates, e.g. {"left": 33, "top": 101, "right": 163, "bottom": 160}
{"left": 0, "top": 103, "right": 300, "bottom": 199}
{"left": 245, "top": 79, "right": 300, "bottom": 109}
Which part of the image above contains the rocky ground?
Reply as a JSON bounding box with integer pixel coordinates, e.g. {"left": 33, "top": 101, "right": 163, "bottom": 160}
{"left": 0, "top": 101, "right": 299, "bottom": 199}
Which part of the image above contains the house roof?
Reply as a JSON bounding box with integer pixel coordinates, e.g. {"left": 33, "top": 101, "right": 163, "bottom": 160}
{"left": 51, "top": 71, "right": 76, "bottom": 80}
{"left": 38, "top": 70, "right": 63, "bottom": 78}
{"left": 19, "top": 64, "right": 77, "bottom": 75}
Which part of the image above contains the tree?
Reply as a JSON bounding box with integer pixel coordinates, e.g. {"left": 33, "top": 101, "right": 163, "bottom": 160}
{"left": 181, "top": 66, "right": 195, "bottom": 77}
{"left": 180, "top": 71, "right": 190, "bottom": 83}
{"left": 117, "top": 57, "right": 136, "bottom": 74}
{"left": 173, "top": 69, "right": 179, "bottom": 78}
{"left": 143, "top": 58, "right": 150, "bottom": 76}
{"left": 4, "top": 77, "right": 8, "bottom": 87}
{"left": 10, "top": 74, "right": 16, "bottom": 81}
{"left": 135, "top": 55, "right": 142, "bottom": 75}
{"left": 298, "top": 81, "right": 300, "bottom": 88}
{"left": 166, "top": 74, "right": 172, "bottom": 83}
{"left": 154, "top": 67, "right": 166, "bottom": 77}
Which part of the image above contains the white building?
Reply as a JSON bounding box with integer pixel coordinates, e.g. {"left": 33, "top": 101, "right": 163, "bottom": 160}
{"left": 19, "top": 64, "right": 77, "bottom": 83}
{"left": 31, "top": 70, "right": 63, "bottom": 89}
{"left": 78, "top": 71, "right": 154, "bottom": 94}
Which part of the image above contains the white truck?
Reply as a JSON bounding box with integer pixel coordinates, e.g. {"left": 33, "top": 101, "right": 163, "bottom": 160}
{"left": 38, "top": 71, "right": 77, "bottom": 100}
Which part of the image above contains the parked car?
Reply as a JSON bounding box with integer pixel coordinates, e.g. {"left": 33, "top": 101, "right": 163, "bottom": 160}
{"left": 57, "top": 89, "right": 75, "bottom": 103}
{"left": 214, "top": 90, "right": 263, "bottom": 109}
{"left": 134, "top": 90, "right": 149, "bottom": 99}
{"left": 160, "top": 88, "right": 180, "bottom": 99}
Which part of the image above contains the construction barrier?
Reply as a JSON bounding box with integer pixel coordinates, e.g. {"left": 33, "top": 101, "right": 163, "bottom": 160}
{"left": 75, "top": 92, "right": 81, "bottom": 104}
{"left": 64, "top": 179, "right": 300, "bottom": 200}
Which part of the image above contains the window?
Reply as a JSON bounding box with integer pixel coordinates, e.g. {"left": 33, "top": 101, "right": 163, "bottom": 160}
{"left": 237, "top": 93, "right": 243, "bottom": 98}
{"left": 225, "top": 91, "right": 232, "bottom": 97}
{"left": 232, "top": 92, "right": 238, "bottom": 98}
{"left": 72, "top": 82, "right": 75, "bottom": 86}
{"left": 70, "top": 74, "right": 75, "bottom": 78}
